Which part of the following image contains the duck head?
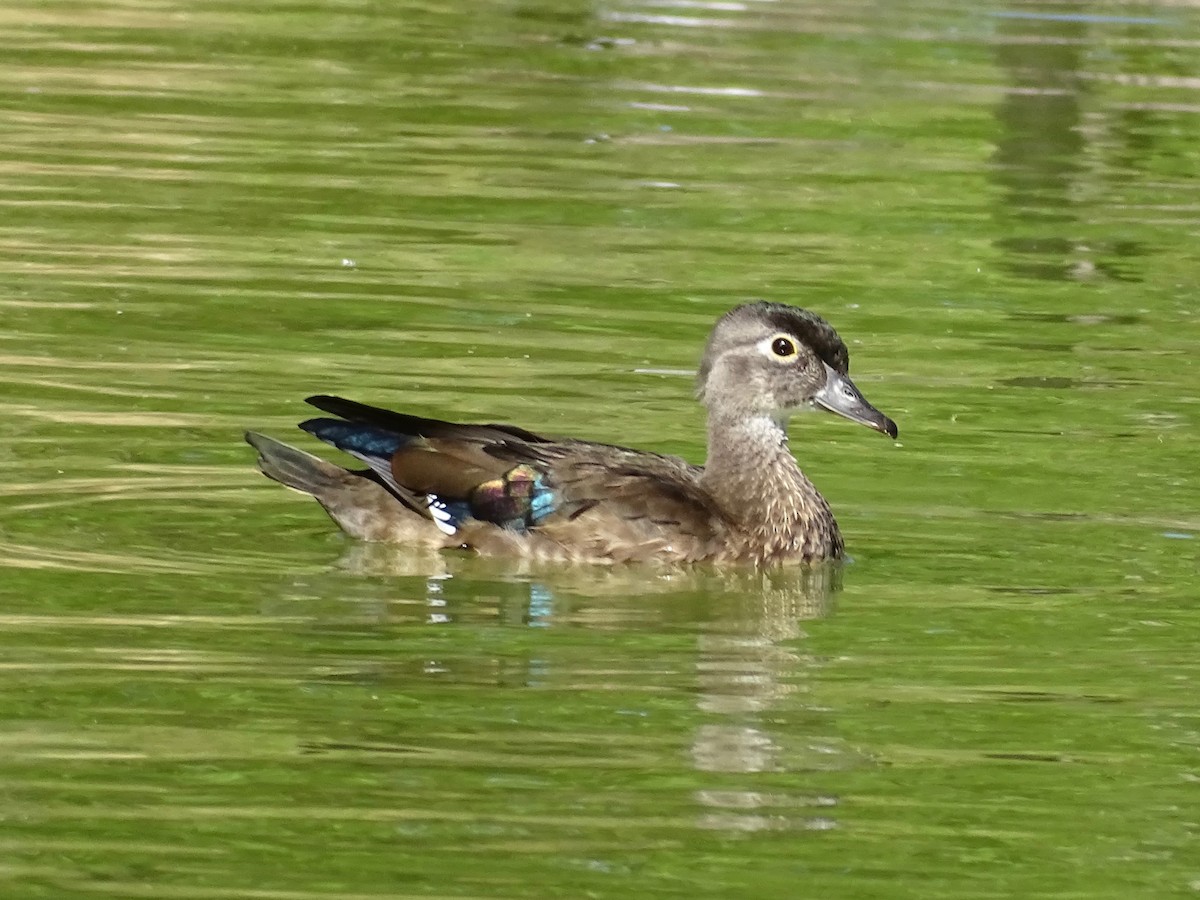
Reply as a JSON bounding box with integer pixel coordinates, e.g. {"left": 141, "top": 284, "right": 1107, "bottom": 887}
{"left": 697, "top": 301, "right": 898, "bottom": 439}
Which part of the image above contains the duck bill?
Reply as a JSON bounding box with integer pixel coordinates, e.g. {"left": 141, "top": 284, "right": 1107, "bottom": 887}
{"left": 813, "top": 366, "right": 899, "bottom": 439}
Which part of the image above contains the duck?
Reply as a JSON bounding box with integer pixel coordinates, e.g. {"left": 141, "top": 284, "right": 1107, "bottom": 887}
{"left": 245, "top": 301, "right": 897, "bottom": 566}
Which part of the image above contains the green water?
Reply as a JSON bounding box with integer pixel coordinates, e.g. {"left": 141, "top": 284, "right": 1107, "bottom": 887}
{"left": 2, "top": 1, "right": 1197, "bottom": 897}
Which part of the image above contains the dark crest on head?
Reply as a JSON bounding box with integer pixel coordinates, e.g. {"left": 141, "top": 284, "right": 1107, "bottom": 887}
{"left": 698, "top": 301, "right": 851, "bottom": 387}
{"left": 753, "top": 302, "right": 849, "bottom": 374}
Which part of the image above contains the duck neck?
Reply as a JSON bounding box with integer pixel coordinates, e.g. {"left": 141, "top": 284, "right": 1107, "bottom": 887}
{"left": 700, "top": 411, "right": 841, "bottom": 560}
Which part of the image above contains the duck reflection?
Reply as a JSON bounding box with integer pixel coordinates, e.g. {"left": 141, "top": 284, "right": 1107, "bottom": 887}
{"left": 332, "top": 542, "right": 835, "bottom": 627}
{"left": 686, "top": 566, "right": 841, "bottom": 832}
{"left": 323, "top": 545, "right": 841, "bottom": 831}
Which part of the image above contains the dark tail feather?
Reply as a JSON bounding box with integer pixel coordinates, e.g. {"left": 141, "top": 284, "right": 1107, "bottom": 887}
{"left": 245, "top": 431, "right": 349, "bottom": 496}
{"left": 305, "top": 395, "right": 435, "bottom": 434}
{"left": 305, "top": 394, "right": 547, "bottom": 444}
{"left": 299, "top": 418, "right": 411, "bottom": 462}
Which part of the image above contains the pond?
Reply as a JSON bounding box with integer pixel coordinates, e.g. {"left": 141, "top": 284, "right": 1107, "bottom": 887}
{"left": 1, "top": 1, "right": 1197, "bottom": 897}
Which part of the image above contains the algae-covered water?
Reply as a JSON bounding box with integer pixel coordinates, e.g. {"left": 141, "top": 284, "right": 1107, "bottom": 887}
{"left": 1, "top": 2, "right": 1197, "bottom": 897}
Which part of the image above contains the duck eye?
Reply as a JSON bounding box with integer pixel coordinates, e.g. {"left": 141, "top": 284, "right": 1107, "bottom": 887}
{"left": 771, "top": 336, "right": 796, "bottom": 358}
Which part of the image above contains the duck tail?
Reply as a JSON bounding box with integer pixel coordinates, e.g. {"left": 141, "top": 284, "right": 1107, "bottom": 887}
{"left": 245, "top": 431, "right": 441, "bottom": 545}
{"left": 245, "top": 431, "right": 351, "bottom": 497}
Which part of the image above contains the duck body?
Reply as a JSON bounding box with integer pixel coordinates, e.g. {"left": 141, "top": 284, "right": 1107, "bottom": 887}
{"left": 246, "top": 302, "right": 897, "bottom": 566}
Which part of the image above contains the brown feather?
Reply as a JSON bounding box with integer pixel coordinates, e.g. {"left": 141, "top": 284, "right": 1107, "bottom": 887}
{"left": 389, "top": 440, "right": 513, "bottom": 498}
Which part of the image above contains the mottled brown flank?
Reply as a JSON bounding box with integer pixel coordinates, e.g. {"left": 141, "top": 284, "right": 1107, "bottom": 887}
{"left": 247, "top": 301, "right": 891, "bottom": 566}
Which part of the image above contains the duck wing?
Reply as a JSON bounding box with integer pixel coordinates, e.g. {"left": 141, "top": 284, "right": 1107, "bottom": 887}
{"left": 300, "top": 396, "right": 726, "bottom": 558}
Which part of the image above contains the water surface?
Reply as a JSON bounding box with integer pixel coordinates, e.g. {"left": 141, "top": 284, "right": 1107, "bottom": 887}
{"left": 1, "top": 1, "right": 1198, "bottom": 897}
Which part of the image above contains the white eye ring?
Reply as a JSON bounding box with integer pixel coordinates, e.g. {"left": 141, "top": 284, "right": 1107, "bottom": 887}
{"left": 761, "top": 333, "right": 798, "bottom": 360}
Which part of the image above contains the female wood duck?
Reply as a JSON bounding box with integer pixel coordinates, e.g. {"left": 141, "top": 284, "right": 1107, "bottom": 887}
{"left": 245, "top": 301, "right": 897, "bottom": 566}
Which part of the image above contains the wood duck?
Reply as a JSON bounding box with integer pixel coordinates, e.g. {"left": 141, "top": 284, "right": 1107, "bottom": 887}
{"left": 245, "top": 301, "right": 897, "bottom": 566}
